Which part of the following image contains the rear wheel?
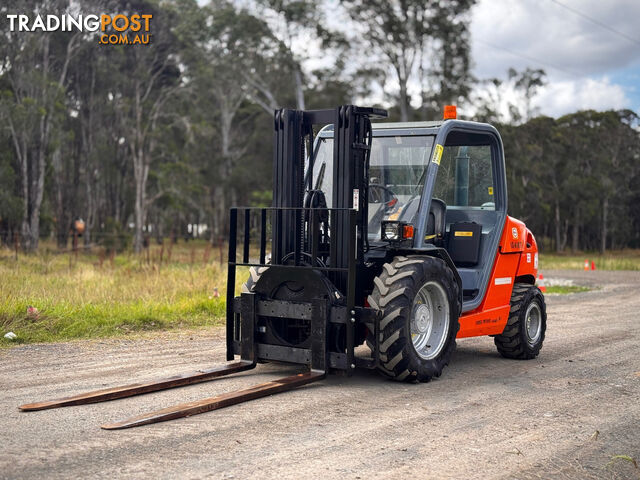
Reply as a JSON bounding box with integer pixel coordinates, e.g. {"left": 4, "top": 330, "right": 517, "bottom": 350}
{"left": 494, "top": 283, "right": 546, "bottom": 359}
{"left": 367, "top": 255, "right": 461, "bottom": 382}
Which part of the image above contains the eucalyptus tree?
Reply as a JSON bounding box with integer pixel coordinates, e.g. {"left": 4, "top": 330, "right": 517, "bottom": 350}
{"left": 177, "top": 0, "right": 276, "bottom": 237}
{"left": 245, "top": 0, "right": 324, "bottom": 111}
{"left": 341, "top": 0, "right": 475, "bottom": 121}
{"left": 0, "top": 132, "right": 22, "bottom": 245}
{"left": 0, "top": 0, "right": 81, "bottom": 251}
{"left": 556, "top": 109, "right": 640, "bottom": 253}
{"left": 99, "top": 0, "right": 184, "bottom": 252}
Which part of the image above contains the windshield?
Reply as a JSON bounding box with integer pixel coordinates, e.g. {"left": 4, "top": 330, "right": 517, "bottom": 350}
{"left": 310, "top": 134, "right": 435, "bottom": 240}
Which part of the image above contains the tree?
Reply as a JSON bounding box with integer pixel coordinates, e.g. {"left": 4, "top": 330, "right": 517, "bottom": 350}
{"left": 502, "top": 109, "right": 640, "bottom": 253}
{"left": 509, "top": 67, "right": 546, "bottom": 122}
{"left": 0, "top": 0, "right": 80, "bottom": 250}
{"left": 472, "top": 68, "right": 546, "bottom": 124}
{"left": 0, "top": 134, "right": 22, "bottom": 245}
{"left": 341, "top": 0, "right": 475, "bottom": 121}
{"left": 240, "top": 0, "right": 325, "bottom": 111}
{"left": 103, "top": 1, "right": 183, "bottom": 252}
{"left": 420, "top": 0, "right": 475, "bottom": 116}
{"left": 557, "top": 110, "right": 640, "bottom": 253}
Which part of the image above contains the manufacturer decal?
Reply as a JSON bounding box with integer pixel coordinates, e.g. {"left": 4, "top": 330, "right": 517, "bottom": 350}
{"left": 512, "top": 227, "right": 518, "bottom": 239}
{"left": 494, "top": 277, "right": 512, "bottom": 285}
{"left": 534, "top": 252, "right": 539, "bottom": 269}
{"left": 475, "top": 317, "right": 499, "bottom": 326}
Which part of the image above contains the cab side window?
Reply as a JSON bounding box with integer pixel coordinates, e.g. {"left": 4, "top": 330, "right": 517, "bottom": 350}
{"left": 433, "top": 144, "right": 495, "bottom": 210}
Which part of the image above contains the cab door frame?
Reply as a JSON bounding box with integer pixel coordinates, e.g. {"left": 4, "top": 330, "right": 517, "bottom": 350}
{"left": 413, "top": 120, "right": 508, "bottom": 313}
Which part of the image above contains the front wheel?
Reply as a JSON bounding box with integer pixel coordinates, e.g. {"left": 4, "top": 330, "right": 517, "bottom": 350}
{"left": 367, "top": 255, "right": 461, "bottom": 382}
{"left": 494, "top": 284, "right": 547, "bottom": 359}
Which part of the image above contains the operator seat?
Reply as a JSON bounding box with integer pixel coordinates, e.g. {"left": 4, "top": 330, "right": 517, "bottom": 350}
{"left": 425, "top": 198, "right": 446, "bottom": 247}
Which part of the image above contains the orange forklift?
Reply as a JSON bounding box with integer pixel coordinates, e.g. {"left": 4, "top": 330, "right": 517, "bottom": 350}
{"left": 20, "top": 105, "right": 546, "bottom": 428}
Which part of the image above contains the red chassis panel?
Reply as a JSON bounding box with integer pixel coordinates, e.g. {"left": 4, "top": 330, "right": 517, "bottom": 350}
{"left": 457, "top": 216, "right": 539, "bottom": 338}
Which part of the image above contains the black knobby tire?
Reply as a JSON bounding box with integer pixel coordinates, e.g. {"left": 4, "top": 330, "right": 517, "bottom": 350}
{"left": 241, "top": 266, "right": 269, "bottom": 294}
{"left": 494, "top": 283, "right": 547, "bottom": 359}
{"left": 367, "top": 255, "right": 461, "bottom": 382}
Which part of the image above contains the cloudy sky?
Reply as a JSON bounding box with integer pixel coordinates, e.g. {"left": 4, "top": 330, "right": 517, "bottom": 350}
{"left": 471, "top": 0, "right": 640, "bottom": 117}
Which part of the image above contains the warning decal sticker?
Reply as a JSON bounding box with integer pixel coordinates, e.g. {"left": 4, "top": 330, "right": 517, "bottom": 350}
{"left": 432, "top": 144, "right": 443, "bottom": 165}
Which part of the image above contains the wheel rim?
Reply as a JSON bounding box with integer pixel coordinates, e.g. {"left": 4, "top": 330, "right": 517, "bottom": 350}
{"left": 411, "top": 281, "right": 450, "bottom": 360}
{"left": 524, "top": 302, "right": 542, "bottom": 345}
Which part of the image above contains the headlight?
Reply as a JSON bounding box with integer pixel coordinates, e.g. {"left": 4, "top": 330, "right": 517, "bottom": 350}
{"left": 381, "top": 222, "right": 414, "bottom": 241}
{"left": 382, "top": 222, "right": 400, "bottom": 240}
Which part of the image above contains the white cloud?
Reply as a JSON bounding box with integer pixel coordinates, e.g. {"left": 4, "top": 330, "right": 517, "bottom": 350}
{"left": 534, "top": 77, "right": 629, "bottom": 117}
{"left": 470, "top": 0, "right": 640, "bottom": 116}
{"left": 472, "top": 0, "right": 640, "bottom": 77}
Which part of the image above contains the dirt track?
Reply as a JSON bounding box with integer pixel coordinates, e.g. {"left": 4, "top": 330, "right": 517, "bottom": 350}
{"left": 1, "top": 269, "right": 639, "bottom": 479}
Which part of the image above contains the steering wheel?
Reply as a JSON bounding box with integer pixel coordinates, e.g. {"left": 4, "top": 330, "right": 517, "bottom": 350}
{"left": 368, "top": 184, "right": 397, "bottom": 205}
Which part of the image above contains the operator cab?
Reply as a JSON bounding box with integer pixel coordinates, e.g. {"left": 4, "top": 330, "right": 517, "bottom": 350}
{"left": 310, "top": 118, "right": 507, "bottom": 313}
{"left": 432, "top": 128, "right": 506, "bottom": 311}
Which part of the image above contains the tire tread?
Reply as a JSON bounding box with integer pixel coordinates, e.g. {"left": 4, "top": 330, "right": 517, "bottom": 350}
{"left": 369, "top": 255, "right": 461, "bottom": 383}
{"left": 494, "top": 283, "right": 546, "bottom": 359}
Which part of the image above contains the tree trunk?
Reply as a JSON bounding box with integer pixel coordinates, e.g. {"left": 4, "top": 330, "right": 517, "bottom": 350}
{"left": 19, "top": 148, "right": 30, "bottom": 251}
{"left": 133, "top": 155, "right": 148, "bottom": 253}
{"left": 132, "top": 79, "right": 149, "bottom": 254}
{"left": 84, "top": 176, "right": 94, "bottom": 248}
{"left": 26, "top": 113, "right": 48, "bottom": 252}
{"left": 294, "top": 68, "right": 305, "bottom": 110}
{"left": 560, "top": 219, "right": 569, "bottom": 252}
{"left": 571, "top": 207, "right": 579, "bottom": 253}
{"left": 51, "top": 148, "right": 68, "bottom": 249}
{"left": 399, "top": 77, "right": 409, "bottom": 122}
{"left": 82, "top": 66, "right": 97, "bottom": 249}
{"left": 600, "top": 196, "right": 608, "bottom": 254}
{"left": 554, "top": 201, "right": 562, "bottom": 253}
{"left": 211, "top": 186, "right": 225, "bottom": 238}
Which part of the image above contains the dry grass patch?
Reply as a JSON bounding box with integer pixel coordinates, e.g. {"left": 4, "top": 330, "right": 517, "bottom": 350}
{"left": 0, "top": 241, "right": 248, "bottom": 345}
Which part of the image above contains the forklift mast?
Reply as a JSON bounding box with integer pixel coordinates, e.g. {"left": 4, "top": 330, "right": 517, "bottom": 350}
{"left": 224, "top": 105, "right": 387, "bottom": 374}
{"left": 271, "top": 106, "right": 387, "bottom": 295}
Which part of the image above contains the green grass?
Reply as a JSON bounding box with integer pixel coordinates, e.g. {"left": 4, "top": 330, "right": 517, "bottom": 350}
{"left": 607, "top": 454, "right": 638, "bottom": 470}
{"left": 2, "top": 241, "right": 637, "bottom": 346}
{"left": 0, "top": 241, "right": 249, "bottom": 346}
{"left": 540, "top": 250, "right": 640, "bottom": 271}
{"left": 545, "top": 285, "right": 591, "bottom": 295}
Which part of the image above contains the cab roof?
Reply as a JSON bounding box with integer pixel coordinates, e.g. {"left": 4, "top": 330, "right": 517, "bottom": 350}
{"left": 318, "top": 119, "right": 497, "bottom": 138}
{"left": 371, "top": 121, "right": 443, "bottom": 129}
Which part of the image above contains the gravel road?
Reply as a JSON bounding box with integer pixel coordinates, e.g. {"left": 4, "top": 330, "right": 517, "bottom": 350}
{"left": 1, "top": 269, "right": 639, "bottom": 479}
